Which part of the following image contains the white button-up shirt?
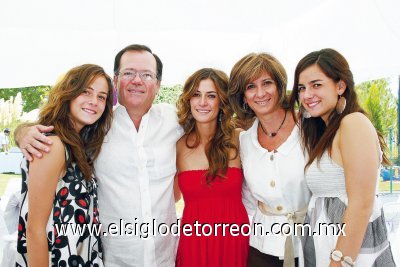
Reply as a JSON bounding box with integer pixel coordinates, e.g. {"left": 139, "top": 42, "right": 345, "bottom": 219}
{"left": 0, "top": 132, "right": 9, "bottom": 146}
{"left": 95, "top": 104, "right": 183, "bottom": 267}
{"left": 240, "top": 119, "right": 311, "bottom": 258}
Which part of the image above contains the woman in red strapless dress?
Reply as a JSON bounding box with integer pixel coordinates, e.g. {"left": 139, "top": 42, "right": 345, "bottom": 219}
{"left": 175, "top": 68, "right": 249, "bottom": 267}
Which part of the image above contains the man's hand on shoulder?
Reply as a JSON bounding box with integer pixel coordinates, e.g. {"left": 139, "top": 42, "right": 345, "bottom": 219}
{"left": 15, "top": 124, "right": 54, "bottom": 161}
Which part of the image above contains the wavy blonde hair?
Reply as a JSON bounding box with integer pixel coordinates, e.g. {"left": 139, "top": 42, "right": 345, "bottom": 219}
{"left": 177, "top": 68, "right": 238, "bottom": 183}
{"left": 38, "top": 64, "right": 114, "bottom": 180}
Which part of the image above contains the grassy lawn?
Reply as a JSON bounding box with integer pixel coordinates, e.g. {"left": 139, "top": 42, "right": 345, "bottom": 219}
{"left": 379, "top": 180, "right": 400, "bottom": 192}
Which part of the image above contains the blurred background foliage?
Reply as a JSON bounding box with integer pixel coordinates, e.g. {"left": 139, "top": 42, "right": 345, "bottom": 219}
{"left": 0, "top": 86, "right": 50, "bottom": 112}
{"left": 154, "top": 84, "right": 182, "bottom": 105}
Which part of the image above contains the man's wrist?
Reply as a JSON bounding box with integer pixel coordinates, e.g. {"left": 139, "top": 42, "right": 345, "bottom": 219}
{"left": 14, "top": 123, "right": 30, "bottom": 147}
{"left": 14, "top": 126, "right": 21, "bottom": 147}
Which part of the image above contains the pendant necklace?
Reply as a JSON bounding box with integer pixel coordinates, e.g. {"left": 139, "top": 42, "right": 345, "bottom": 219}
{"left": 259, "top": 111, "right": 287, "bottom": 138}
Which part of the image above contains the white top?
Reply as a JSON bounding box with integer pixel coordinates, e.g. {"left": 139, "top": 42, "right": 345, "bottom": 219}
{"left": 0, "top": 132, "right": 9, "bottom": 145}
{"left": 307, "top": 152, "right": 348, "bottom": 198}
{"left": 94, "top": 104, "right": 183, "bottom": 267}
{"left": 304, "top": 152, "right": 393, "bottom": 267}
{"left": 239, "top": 118, "right": 311, "bottom": 258}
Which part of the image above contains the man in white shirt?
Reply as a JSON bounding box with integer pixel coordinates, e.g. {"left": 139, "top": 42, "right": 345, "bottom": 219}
{"left": 1, "top": 128, "right": 10, "bottom": 153}
{"left": 15, "top": 44, "right": 183, "bottom": 266}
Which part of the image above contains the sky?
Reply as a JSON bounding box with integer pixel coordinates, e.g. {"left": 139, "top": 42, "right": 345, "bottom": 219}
{"left": 1, "top": 0, "right": 400, "bottom": 92}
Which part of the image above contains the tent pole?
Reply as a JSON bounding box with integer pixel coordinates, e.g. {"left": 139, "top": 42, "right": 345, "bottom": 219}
{"left": 397, "top": 75, "right": 400, "bottom": 191}
{"left": 398, "top": 75, "right": 400, "bottom": 159}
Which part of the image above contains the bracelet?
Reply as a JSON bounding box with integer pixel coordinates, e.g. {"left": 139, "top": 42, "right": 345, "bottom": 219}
{"left": 330, "top": 250, "right": 355, "bottom": 267}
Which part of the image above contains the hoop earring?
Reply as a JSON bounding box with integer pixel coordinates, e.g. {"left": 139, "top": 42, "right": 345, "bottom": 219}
{"left": 301, "top": 105, "right": 311, "bottom": 119}
{"left": 298, "top": 95, "right": 310, "bottom": 119}
{"left": 336, "top": 95, "right": 347, "bottom": 114}
{"left": 243, "top": 102, "right": 248, "bottom": 112}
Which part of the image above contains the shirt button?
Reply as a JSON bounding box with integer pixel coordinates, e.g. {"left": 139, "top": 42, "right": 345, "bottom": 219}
{"left": 270, "top": 180, "right": 275, "bottom": 187}
{"left": 276, "top": 205, "right": 283, "bottom": 212}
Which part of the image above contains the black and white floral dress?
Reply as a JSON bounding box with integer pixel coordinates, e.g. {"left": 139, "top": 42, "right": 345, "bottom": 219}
{"left": 16, "top": 144, "right": 103, "bottom": 267}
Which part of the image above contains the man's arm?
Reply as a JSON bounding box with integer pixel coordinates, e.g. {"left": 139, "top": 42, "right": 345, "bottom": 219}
{"left": 14, "top": 123, "right": 54, "bottom": 161}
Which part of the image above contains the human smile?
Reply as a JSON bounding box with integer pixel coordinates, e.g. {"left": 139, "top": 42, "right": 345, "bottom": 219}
{"left": 305, "top": 100, "right": 320, "bottom": 109}
{"left": 82, "top": 108, "right": 97, "bottom": 115}
{"left": 254, "top": 98, "right": 271, "bottom": 106}
{"left": 196, "top": 109, "right": 211, "bottom": 114}
{"left": 128, "top": 87, "right": 145, "bottom": 94}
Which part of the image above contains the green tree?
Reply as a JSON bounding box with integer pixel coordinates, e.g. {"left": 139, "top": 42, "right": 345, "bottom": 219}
{"left": 0, "top": 86, "right": 51, "bottom": 112}
{"left": 355, "top": 79, "right": 397, "bottom": 137}
{"left": 355, "top": 79, "right": 398, "bottom": 162}
{"left": 0, "top": 93, "right": 24, "bottom": 148}
{"left": 154, "top": 84, "right": 182, "bottom": 105}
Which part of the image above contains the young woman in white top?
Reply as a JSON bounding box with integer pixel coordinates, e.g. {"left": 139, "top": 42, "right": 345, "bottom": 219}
{"left": 228, "top": 53, "right": 311, "bottom": 267}
{"left": 289, "top": 48, "right": 395, "bottom": 267}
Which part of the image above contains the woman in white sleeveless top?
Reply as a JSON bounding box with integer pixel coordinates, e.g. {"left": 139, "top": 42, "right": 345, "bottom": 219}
{"left": 289, "top": 48, "right": 395, "bottom": 267}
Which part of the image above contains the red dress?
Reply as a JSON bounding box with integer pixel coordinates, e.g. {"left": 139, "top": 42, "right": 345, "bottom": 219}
{"left": 176, "top": 167, "right": 249, "bottom": 267}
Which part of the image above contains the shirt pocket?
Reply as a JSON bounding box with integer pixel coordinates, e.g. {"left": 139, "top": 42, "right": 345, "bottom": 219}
{"left": 152, "top": 143, "right": 177, "bottom": 179}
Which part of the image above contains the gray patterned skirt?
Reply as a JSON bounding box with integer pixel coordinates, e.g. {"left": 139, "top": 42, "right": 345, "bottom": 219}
{"left": 301, "top": 197, "right": 396, "bottom": 267}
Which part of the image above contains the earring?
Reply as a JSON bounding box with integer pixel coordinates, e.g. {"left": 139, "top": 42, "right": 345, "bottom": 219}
{"left": 243, "top": 102, "right": 248, "bottom": 112}
{"left": 298, "top": 96, "right": 310, "bottom": 119}
{"left": 219, "top": 112, "right": 223, "bottom": 122}
{"left": 336, "top": 95, "right": 347, "bottom": 114}
{"left": 300, "top": 105, "right": 311, "bottom": 119}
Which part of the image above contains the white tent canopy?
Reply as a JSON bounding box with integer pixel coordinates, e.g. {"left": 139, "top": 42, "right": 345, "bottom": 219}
{"left": 1, "top": 0, "right": 400, "bottom": 88}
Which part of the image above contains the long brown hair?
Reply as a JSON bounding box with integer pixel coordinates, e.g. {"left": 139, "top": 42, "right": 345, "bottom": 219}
{"left": 38, "top": 64, "right": 114, "bottom": 180}
{"left": 289, "top": 48, "right": 389, "bottom": 168}
{"left": 176, "top": 68, "right": 238, "bottom": 183}
{"left": 228, "top": 52, "right": 289, "bottom": 125}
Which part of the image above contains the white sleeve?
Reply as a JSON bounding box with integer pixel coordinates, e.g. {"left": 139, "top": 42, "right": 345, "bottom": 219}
{"left": 242, "top": 176, "right": 257, "bottom": 217}
{"left": 0, "top": 133, "right": 5, "bottom": 145}
{"left": 239, "top": 130, "right": 257, "bottom": 217}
